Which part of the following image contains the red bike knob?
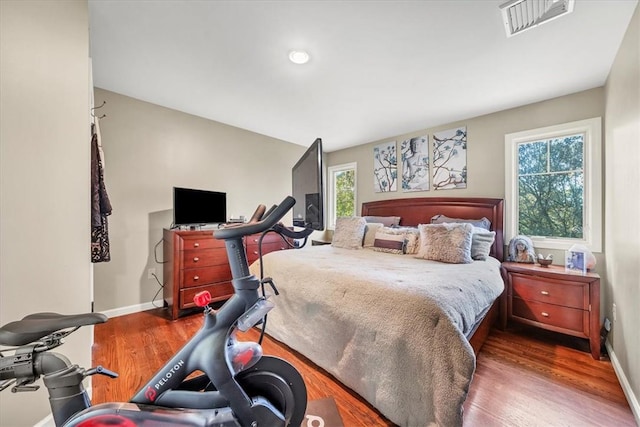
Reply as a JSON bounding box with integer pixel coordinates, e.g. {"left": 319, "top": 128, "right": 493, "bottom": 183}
{"left": 194, "top": 291, "right": 211, "bottom": 307}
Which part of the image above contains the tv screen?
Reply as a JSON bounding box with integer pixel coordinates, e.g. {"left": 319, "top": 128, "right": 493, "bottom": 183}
{"left": 173, "top": 187, "right": 227, "bottom": 226}
{"left": 292, "top": 138, "right": 324, "bottom": 230}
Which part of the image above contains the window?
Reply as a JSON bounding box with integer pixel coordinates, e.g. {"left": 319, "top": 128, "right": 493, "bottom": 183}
{"left": 505, "top": 117, "right": 602, "bottom": 251}
{"left": 327, "top": 162, "right": 357, "bottom": 229}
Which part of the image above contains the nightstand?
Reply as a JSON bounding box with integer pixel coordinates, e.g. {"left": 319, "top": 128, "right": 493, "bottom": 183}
{"left": 501, "top": 262, "right": 601, "bottom": 359}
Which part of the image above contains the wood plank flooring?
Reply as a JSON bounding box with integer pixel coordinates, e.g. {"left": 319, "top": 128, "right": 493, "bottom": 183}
{"left": 92, "top": 308, "right": 636, "bottom": 426}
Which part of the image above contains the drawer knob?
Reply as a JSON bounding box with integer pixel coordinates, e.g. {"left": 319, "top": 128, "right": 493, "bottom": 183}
{"left": 193, "top": 275, "right": 199, "bottom": 281}
{"left": 194, "top": 242, "right": 200, "bottom": 248}
{"left": 540, "top": 290, "right": 549, "bottom": 296}
{"left": 193, "top": 257, "right": 199, "bottom": 262}
{"left": 253, "top": 251, "right": 258, "bottom": 255}
{"left": 541, "top": 312, "right": 549, "bottom": 317}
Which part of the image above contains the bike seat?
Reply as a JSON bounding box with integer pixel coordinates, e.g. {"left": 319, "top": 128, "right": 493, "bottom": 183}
{"left": 0, "top": 312, "right": 107, "bottom": 346}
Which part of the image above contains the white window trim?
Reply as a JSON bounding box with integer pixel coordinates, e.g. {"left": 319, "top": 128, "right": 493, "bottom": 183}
{"left": 505, "top": 117, "right": 602, "bottom": 252}
{"left": 327, "top": 162, "right": 357, "bottom": 230}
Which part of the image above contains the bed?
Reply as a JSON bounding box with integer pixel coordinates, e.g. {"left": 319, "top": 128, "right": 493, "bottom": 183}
{"left": 248, "top": 197, "right": 505, "bottom": 426}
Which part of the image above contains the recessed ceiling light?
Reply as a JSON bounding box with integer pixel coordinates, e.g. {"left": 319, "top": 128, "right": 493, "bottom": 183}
{"left": 289, "top": 50, "right": 310, "bottom": 64}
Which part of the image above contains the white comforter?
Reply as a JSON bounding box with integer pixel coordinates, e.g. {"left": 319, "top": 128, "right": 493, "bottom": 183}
{"left": 249, "top": 245, "right": 504, "bottom": 427}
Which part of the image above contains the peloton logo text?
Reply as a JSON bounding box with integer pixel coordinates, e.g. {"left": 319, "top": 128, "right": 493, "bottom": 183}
{"left": 153, "top": 359, "right": 185, "bottom": 391}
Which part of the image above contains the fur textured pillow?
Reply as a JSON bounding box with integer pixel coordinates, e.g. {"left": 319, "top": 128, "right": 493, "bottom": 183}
{"left": 332, "top": 217, "right": 367, "bottom": 249}
{"left": 471, "top": 227, "right": 496, "bottom": 261}
{"left": 416, "top": 223, "right": 474, "bottom": 264}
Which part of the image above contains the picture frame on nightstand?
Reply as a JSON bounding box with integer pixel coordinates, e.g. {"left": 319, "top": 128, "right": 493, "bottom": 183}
{"left": 565, "top": 250, "right": 586, "bottom": 274}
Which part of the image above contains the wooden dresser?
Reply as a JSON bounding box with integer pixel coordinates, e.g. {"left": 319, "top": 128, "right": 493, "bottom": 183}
{"left": 501, "top": 262, "right": 601, "bottom": 359}
{"left": 163, "top": 229, "right": 290, "bottom": 320}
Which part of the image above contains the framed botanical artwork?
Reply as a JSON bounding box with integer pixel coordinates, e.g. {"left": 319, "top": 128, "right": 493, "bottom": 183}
{"left": 565, "top": 250, "right": 586, "bottom": 274}
{"left": 433, "top": 126, "right": 467, "bottom": 190}
{"left": 373, "top": 141, "right": 397, "bottom": 192}
{"left": 401, "top": 135, "right": 429, "bottom": 192}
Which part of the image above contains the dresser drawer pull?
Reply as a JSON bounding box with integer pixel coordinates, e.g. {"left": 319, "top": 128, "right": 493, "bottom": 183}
{"left": 193, "top": 242, "right": 200, "bottom": 248}
{"left": 193, "top": 257, "right": 199, "bottom": 262}
{"left": 193, "top": 275, "right": 199, "bottom": 281}
{"left": 253, "top": 251, "right": 259, "bottom": 255}
{"left": 540, "top": 290, "right": 549, "bottom": 296}
{"left": 541, "top": 312, "right": 549, "bottom": 317}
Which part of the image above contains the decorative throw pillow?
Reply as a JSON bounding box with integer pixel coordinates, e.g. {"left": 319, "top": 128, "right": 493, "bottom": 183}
{"left": 363, "top": 222, "right": 384, "bottom": 248}
{"left": 332, "top": 217, "right": 367, "bottom": 249}
{"left": 378, "top": 226, "right": 420, "bottom": 254}
{"left": 471, "top": 226, "right": 496, "bottom": 261}
{"left": 430, "top": 214, "right": 491, "bottom": 231}
{"left": 373, "top": 230, "right": 407, "bottom": 254}
{"left": 363, "top": 215, "right": 401, "bottom": 227}
{"left": 416, "top": 223, "right": 474, "bottom": 264}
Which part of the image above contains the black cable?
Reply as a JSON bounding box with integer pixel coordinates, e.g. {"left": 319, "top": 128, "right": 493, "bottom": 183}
{"left": 150, "top": 273, "right": 164, "bottom": 308}
{"left": 154, "top": 237, "right": 167, "bottom": 263}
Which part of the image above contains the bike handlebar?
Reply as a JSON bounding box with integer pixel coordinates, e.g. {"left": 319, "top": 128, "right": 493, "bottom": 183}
{"left": 213, "top": 196, "right": 296, "bottom": 240}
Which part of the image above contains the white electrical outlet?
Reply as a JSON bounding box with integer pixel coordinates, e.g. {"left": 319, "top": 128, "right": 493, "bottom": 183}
{"left": 612, "top": 303, "right": 617, "bottom": 322}
{"left": 148, "top": 268, "right": 156, "bottom": 279}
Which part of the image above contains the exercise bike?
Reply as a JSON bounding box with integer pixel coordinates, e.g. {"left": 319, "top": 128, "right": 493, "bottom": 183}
{"left": 0, "top": 196, "right": 312, "bottom": 427}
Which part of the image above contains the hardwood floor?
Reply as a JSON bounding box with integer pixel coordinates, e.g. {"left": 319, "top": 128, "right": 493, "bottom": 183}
{"left": 92, "top": 308, "right": 636, "bottom": 426}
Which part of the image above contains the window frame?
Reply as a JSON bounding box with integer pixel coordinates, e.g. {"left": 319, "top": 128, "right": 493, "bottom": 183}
{"left": 327, "top": 162, "right": 357, "bottom": 230}
{"left": 504, "top": 117, "right": 602, "bottom": 252}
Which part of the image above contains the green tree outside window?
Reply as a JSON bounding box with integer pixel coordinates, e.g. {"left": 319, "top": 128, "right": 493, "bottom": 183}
{"left": 517, "top": 134, "right": 584, "bottom": 239}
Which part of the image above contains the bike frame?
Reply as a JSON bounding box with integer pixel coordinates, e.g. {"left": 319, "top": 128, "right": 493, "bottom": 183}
{"left": 130, "top": 235, "right": 266, "bottom": 425}
{"left": 1, "top": 197, "right": 312, "bottom": 427}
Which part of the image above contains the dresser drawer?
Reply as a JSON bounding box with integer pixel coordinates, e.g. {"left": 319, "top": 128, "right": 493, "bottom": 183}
{"left": 247, "top": 241, "right": 289, "bottom": 257}
{"left": 180, "top": 282, "right": 234, "bottom": 309}
{"left": 181, "top": 265, "right": 232, "bottom": 288}
{"left": 512, "top": 297, "right": 588, "bottom": 335}
{"left": 511, "top": 273, "right": 587, "bottom": 309}
{"left": 182, "top": 248, "right": 229, "bottom": 268}
{"left": 246, "top": 233, "right": 286, "bottom": 247}
{"left": 179, "top": 235, "right": 224, "bottom": 250}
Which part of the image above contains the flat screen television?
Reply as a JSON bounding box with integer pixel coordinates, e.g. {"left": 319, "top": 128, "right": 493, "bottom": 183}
{"left": 173, "top": 187, "right": 227, "bottom": 226}
{"left": 292, "top": 138, "right": 324, "bottom": 230}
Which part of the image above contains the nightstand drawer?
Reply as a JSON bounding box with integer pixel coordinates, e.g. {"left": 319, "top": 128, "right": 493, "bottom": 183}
{"left": 511, "top": 273, "right": 587, "bottom": 309}
{"left": 512, "top": 297, "right": 587, "bottom": 334}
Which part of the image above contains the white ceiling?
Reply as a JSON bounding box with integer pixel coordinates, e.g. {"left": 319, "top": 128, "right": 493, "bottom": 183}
{"left": 88, "top": 0, "right": 637, "bottom": 152}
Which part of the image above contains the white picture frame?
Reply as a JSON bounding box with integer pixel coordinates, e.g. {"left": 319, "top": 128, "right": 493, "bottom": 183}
{"left": 565, "top": 250, "right": 586, "bottom": 274}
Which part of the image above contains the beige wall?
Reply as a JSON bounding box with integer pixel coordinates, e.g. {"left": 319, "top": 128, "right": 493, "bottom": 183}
{"left": 328, "top": 88, "right": 604, "bottom": 209}
{"left": 604, "top": 3, "right": 640, "bottom": 421}
{"left": 92, "top": 88, "right": 306, "bottom": 312}
{"left": 0, "top": 1, "right": 92, "bottom": 425}
{"left": 327, "top": 88, "right": 605, "bottom": 268}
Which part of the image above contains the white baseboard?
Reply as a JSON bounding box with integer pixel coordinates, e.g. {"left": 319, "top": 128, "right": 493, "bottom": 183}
{"left": 100, "top": 300, "right": 163, "bottom": 318}
{"left": 606, "top": 340, "right": 640, "bottom": 424}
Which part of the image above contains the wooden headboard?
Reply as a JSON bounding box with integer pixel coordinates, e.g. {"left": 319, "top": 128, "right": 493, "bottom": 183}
{"left": 361, "top": 197, "right": 504, "bottom": 261}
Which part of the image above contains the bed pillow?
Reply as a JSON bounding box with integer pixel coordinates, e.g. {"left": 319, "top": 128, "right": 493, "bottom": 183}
{"left": 332, "top": 216, "right": 367, "bottom": 249}
{"left": 377, "top": 226, "right": 420, "bottom": 254}
{"left": 471, "top": 226, "right": 496, "bottom": 261}
{"left": 416, "top": 223, "right": 474, "bottom": 264}
{"left": 430, "top": 214, "right": 491, "bottom": 231}
{"left": 363, "top": 222, "right": 384, "bottom": 248}
{"left": 373, "top": 230, "right": 407, "bottom": 254}
{"left": 363, "top": 215, "right": 401, "bottom": 227}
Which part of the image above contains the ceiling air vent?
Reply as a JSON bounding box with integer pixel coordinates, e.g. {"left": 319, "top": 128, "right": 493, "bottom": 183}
{"left": 500, "top": 0, "right": 575, "bottom": 37}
